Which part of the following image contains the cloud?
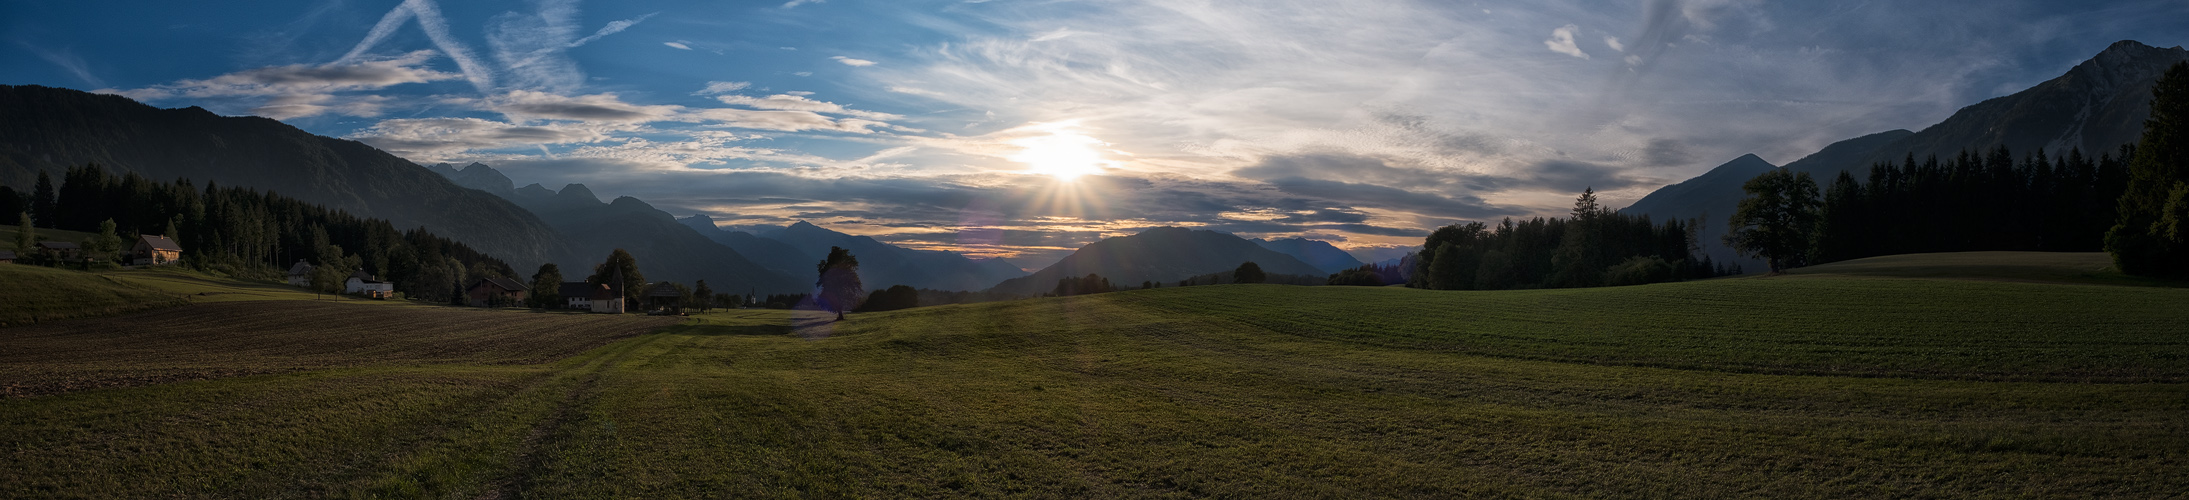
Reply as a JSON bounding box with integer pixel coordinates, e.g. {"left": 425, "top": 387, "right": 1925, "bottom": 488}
{"left": 664, "top": 41, "right": 692, "bottom": 50}
{"left": 20, "top": 43, "right": 105, "bottom": 88}
{"left": 695, "top": 81, "right": 752, "bottom": 94}
{"left": 714, "top": 94, "right": 904, "bottom": 120}
{"left": 1605, "top": 35, "right": 1626, "bottom": 52}
{"left": 484, "top": 90, "right": 683, "bottom": 123}
{"left": 782, "top": 0, "right": 824, "bottom": 8}
{"left": 887, "top": 85, "right": 944, "bottom": 97}
{"left": 104, "top": 51, "right": 459, "bottom": 118}
{"left": 339, "top": 0, "right": 494, "bottom": 93}
{"left": 570, "top": 12, "right": 658, "bottom": 47}
{"left": 831, "top": 56, "right": 878, "bottom": 67}
{"left": 1546, "top": 24, "right": 1590, "bottom": 59}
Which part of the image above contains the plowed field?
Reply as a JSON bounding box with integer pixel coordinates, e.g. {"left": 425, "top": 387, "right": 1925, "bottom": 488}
{"left": 0, "top": 301, "right": 679, "bottom": 397}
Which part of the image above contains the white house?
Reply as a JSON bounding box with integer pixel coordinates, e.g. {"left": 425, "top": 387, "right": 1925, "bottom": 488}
{"left": 559, "top": 282, "right": 594, "bottom": 310}
{"left": 344, "top": 270, "right": 394, "bottom": 299}
{"left": 287, "top": 259, "right": 315, "bottom": 287}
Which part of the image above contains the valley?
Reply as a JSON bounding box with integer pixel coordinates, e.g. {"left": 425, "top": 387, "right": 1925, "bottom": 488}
{"left": 3, "top": 253, "right": 2184, "bottom": 497}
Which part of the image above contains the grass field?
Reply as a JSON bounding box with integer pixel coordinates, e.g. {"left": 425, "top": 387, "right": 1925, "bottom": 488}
{"left": 2, "top": 252, "right": 2186, "bottom": 497}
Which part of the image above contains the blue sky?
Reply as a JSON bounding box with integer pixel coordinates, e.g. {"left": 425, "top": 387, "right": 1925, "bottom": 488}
{"left": 5, "top": 0, "right": 2186, "bottom": 267}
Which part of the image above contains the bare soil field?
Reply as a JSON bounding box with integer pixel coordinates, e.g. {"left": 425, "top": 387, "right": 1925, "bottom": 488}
{"left": 0, "top": 301, "right": 680, "bottom": 397}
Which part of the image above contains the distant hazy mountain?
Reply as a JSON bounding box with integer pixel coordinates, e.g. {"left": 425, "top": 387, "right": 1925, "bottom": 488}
{"left": 988, "top": 227, "right": 1327, "bottom": 296}
{"left": 0, "top": 85, "right": 563, "bottom": 269}
{"left": 506, "top": 183, "right": 802, "bottom": 294}
{"left": 430, "top": 162, "right": 515, "bottom": 198}
{"left": 1622, "top": 40, "right": 2189, "bottom": 272}
{"left": 1347, "top": 246, "right": 1419, "bottom": 268}
{"left": 678, "top": 215, "right": 816, "bottom": 277}
{"left": 1252, "top": 237, "right": 1366, "bottom": 274}
{"left": 1619, "top": 153, "right": 1782, "bottom": 269}
{"left": 738, "top": 220, "right": 1027, "bottom": 291}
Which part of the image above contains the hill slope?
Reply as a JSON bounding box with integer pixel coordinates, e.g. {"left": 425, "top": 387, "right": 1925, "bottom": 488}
{"left": 1252, "top": 238, "right": 1366, "bottom": 274}
{"left": 508, "top": 184, "right": 802, "bottom": 294}
{"left": 0, "top": 85, "right": 563, "bottom": 269}
{"left": 1837, "top": 40, "right": 2189, "bottom": 175}
{"left": 730, "top": 220, "right": 1026, "bottom": 291}
{"left": 989, "top": 227, "right": 1327, "bottom": 295}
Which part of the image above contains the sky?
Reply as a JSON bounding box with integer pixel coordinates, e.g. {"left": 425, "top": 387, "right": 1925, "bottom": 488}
{"left": 5, "top": 0, "right": 2186, "bottom": 268}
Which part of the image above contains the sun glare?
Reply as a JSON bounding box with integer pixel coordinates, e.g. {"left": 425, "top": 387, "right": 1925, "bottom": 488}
{"left": 1007, "top": 125, "right": 1111, "bottom": 181}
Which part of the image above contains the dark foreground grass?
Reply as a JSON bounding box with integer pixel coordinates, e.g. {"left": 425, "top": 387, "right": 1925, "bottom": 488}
{"left": 0, "top": 300, "right": 679, "bottom": 396}
{"left": 3, "top": 272, "right": 2186, "bottom": 498}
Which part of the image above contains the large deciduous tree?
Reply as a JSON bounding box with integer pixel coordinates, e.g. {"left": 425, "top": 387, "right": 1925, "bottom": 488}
{"left": 815, "top": 246, "right": 863, "bottom": 320}
{"left": 529, "top": 263, "right": 563, "bottom": 309}
{"left": 588, "top": 249, "right": 647, "bottom": 306}
{"left": 2107, "top": 61, "right": 2189, "bottom": 278}
{"left": 1232, "top": 261, "right": 1267, "bottom": 284}
{"left": 1725, "top": 169, "right": 1821, "bottom": 273}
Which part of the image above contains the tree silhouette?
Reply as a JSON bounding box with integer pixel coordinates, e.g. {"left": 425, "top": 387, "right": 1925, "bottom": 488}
{"left": 588, "top": 249, "right": 647, "bottom": 306}
{"left": 1233, "top": 261, "right": 1267, "bottom": 284}
{"left": 529, "top": 263, "right": 562, "bottom": 309}
{"left": 30, "top": 171, "right": 55, "bottom": 229}
{"left": 2107, "top": 61, "right": 2189, "bottom": 278}
{"left": 1726, "top": 169, "right": 1821, "bottom": 273}
{"left": 693, "top": 280, "right": 714, "bottom": 313}
{"left": 816, "top": 246, "right": 863, "bottom": 320}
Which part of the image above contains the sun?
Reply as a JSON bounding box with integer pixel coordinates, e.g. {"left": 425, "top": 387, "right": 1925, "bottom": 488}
{"left": 1007, "top": 125, "right": 1111, "bottom": 181}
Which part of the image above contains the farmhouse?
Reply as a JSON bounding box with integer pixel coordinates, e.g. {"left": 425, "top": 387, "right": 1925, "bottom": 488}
{"left": 559, "top": 282, "right": 595, "bottom": 310}
{"left": 466, "top": 277, "right": 528, "bottom": 307}
{"left": 35, "top": 241, "right": 79, "bottom": 261}
{"left": 644, "top": 283, "right": 685, "bottom": 313}
{"left": 590, "top": 282, "right": 626, "bottom": 314}
{"left": 286, "top": 260, "right": 315, "bottom": 287}
{"left": 344, "top": 270, "right": 394, "bottom": 299}
{"left": 130, "top": 235, "right": 183, "bottom": 266}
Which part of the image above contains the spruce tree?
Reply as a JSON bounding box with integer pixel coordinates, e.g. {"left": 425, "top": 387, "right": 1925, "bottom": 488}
{"left": 31, "top": 171, "right": 56, "bottom": 229}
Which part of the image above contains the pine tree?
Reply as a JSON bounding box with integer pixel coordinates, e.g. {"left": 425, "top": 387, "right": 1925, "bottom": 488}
{"left": 31, "top": 171, "right": 56, "bottom": 229}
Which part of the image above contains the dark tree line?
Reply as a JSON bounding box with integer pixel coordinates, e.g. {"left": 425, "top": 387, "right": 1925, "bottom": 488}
{"left": 1411, "top": 188, "right": 1728, "bottom": 290}
{"left": 1327, "top": 262, "right": 1405, "bottom": 286}
{"left": 1810, "top": 146, "right": 2133, "bottom": 263}
{"left": 24, "top": 163, "right": 514, "bottom": 301}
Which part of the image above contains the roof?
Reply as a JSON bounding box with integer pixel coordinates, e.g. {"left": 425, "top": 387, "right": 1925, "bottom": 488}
{"left": 347, "top": 270, "right": 388, "bottom": 284}
{"left": 559, "top": 282, "right": 596, "bottom": 298}
{"left": 137, "top": 235, "right": 182, "bottom": 252}
{"left": 472, "top": 277, "right": 527, "bottom": 292}
{"left": 288, "top": 259, "right": 314, "bottom": 275}
{"left": 590, "top": 283, "right": 619, "bottom": 300}
{"left": 36, "top": 241, "right": 78, "bottom": 250}
{"left": 647, "top": 283, "right": 685, "bottom": 297}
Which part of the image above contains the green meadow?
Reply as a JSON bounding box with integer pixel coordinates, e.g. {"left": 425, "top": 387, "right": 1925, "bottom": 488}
{"left": 3, "top": 253, "right": 2186, "bottom": 498}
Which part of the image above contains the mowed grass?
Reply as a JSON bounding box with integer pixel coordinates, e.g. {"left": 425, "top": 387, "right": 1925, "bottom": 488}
{"left": 1786, "top": 251, "right": 2184, "bottom": 287}
{"left": 0, "top": 263, "right": 191, "bottom": 326}
{"left": 3, "top": 252, "right": 2187, "bottom": 497}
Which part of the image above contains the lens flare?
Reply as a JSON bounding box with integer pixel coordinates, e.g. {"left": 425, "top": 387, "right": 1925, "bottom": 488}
{"left": 1007, "top": 124, "right": 1111, "bottom": 181}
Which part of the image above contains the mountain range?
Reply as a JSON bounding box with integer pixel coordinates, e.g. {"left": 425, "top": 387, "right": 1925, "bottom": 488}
{"left": 433, "top": 162, "right": 1029, "bottom": 292}
{"left": 677, "top": 216, "right": 1028, "bottom": 292}
{"left": 1624, "top": 40, "right": 2189, "bottom": 268}
{"left": 0, "top": 85, "right": 565, "bottom": 269}
{"left": 1251, "top": 238, "right": 1367, "bottom": 274}
{"left": 988, "top": 227, "right": 1329, "bottom": 296}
